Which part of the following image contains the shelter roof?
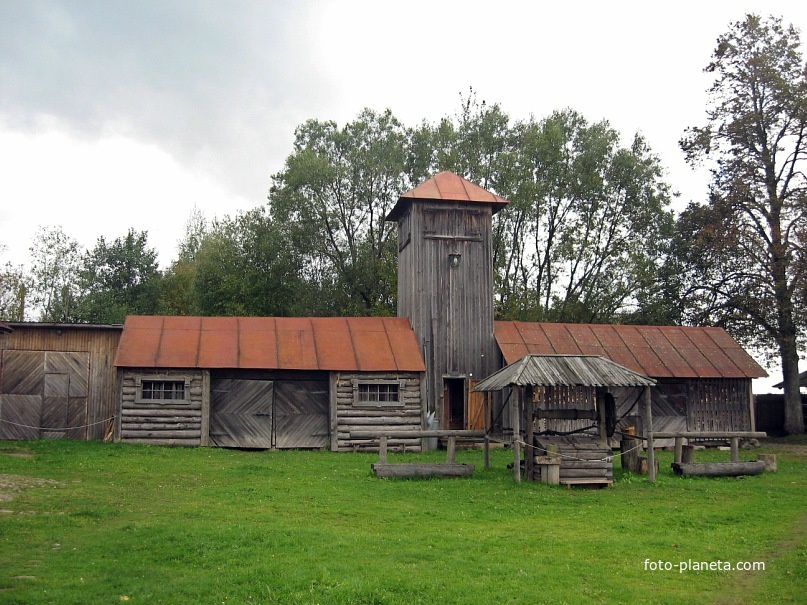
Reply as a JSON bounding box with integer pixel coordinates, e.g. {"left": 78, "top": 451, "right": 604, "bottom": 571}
{"left": 0, "top": 321, "right": 12, "bottom": 334}
{"left": 773, "top": 370, "right": 807, "bottom": 389}
{"left": 474, "top": 354, "right": 656, "bottom": 391}
{"left": 386, "top": 171, "right": 509, "bottom": 221}
{"left": 494, "top": 322, "right": 767, "bottom": 379}
{"left": 114, "top": 316, "right": 426, "bottom": 372}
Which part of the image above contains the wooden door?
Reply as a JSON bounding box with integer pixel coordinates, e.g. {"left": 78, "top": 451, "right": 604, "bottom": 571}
{"left": 0, "top": 351, "right": 89, "bottom": 440}
{"left": 467, "top": 380, "right": 487, "bottom": 431}
{"left": 210, "top": 379, "right": 274, "bottom": 448}
{"left": 273, "top": 380, "right": 329, "bottom": 449}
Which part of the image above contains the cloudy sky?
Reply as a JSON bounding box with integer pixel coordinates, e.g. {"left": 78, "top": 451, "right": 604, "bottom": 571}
{"left": 1, "top": 0, "right": 806, "bottom": 270}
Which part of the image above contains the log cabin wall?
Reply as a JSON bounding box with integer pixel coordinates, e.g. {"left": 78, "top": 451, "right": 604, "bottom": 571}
{"left": 333, "top": 371, "right": 424, "bottom": 452}
{"left": 0, "top": 324, "right": 121, "bottom": 441}
{"left": 396, "top": 200, "right": 499, "bottom": 429}
{"left": 116, "top": 368, "right": 207, "bottom": 446}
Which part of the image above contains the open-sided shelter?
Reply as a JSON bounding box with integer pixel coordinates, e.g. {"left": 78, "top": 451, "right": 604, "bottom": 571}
{"left": 113, "top": 316, "right": 426, "bottom": 450}
{"left": 493, "top": 322, "right": 768, "bottom": 443}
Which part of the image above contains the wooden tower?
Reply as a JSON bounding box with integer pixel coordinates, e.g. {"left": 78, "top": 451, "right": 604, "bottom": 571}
{"left": 386, "top": 172, "right": 508, "bottom": 431}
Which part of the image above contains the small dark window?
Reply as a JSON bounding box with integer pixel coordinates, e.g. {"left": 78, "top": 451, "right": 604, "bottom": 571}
{"left": 353, "top": 380, "right": 402, "bottom": 407}
{"left": 139, "top": 380, "right": 187, "bottom": 403}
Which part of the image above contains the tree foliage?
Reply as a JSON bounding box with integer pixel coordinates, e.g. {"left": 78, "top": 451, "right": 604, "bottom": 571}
{"left": 678, "top": 14, "right": 807, "bottom": 433}
{"left": 27, "top": 226, "right": 82, "bottom": 321}
{"left": 74, "top": 229, "right": 162, "bottom": 324}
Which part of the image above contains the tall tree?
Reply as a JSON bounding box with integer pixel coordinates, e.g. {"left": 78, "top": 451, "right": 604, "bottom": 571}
{"left": 0, "top": 244, "right": 29, "bottom": 321}
{"left": 27, "top": 226, "right": 82, "bottom": 321}
{"left": 679, "top": 14, "right": 807, "bottom": 433}
{"left": 268, "top": 108, "right": 412, "bottom": 316}
{"left": 193, "top": 208, "right": 310, "bottom": 317}
{"left": 75, "top": 229, "right": 162, "bottom": 324}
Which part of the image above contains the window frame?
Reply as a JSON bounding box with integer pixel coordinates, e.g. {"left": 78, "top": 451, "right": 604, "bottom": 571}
{"left": 135, "top": 376, "right": 191, "bottom": 405}
{"left": 352, "top": 379, "right": 405, "bottom": 408}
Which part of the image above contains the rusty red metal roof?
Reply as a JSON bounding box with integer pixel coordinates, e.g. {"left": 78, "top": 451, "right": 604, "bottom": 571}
{"left": 494, "top": 322, "right": 767, "bottom": 379}
{"left": 386, "top": 171, "right": 509, "bottom": 221}
{"left": 114, "top": 316, "right": 426, "bottom": 372}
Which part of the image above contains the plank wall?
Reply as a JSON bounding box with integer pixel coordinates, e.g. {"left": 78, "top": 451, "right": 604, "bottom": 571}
{"left": 0, "top": 325, "right": 121, "bottom": 440}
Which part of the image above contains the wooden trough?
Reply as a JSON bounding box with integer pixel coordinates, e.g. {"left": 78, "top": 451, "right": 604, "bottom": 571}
{"left": 671, "top": 461, "right": 766, "bottom": 477}
{"left": 350, "top": 430, "right": 486, "bottom": 479}
{"left": 654, "top": 431, "right": 769, "bottom": 478}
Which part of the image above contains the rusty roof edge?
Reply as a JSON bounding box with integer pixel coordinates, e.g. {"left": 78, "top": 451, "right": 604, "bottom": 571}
{"left": 382, "top": 319, "right": 401, "bottom": 371}
{"left": 309, "top": 317, "right": 321, "bottom": 370}
{"left": 702, "top": 327, "right": 761, "bottom": 377}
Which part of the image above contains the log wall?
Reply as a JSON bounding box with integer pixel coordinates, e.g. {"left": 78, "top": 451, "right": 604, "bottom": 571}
{"left": 116, "top": 368, "right": 207, "bottom": 446}
{"left": 333, "top": 372, "right": 424, "bottom": 452}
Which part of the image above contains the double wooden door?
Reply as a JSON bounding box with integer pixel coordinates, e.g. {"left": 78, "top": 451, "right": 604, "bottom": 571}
{"left": 210, "top": 378, "right": 328, "bottom": 449}
{"left": 0, "top": 350, "right": 90, "bottom": 440}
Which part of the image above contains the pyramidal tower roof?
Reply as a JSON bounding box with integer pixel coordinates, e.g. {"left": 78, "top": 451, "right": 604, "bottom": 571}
{"left": 386, "top": 171, "right": 509, "bottom": 221}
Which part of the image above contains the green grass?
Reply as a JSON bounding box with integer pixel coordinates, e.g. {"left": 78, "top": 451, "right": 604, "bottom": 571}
{"left": 0, "top": 439, "right": 805, "bottom": 605}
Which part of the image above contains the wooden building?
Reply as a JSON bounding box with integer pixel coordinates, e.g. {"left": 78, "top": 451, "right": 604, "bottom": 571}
{"left": 0, "top": 322, "right": 122, "bottom": 441}
{"left": 387, "top": 171, "right": 508, "bottom": 431}
{"left": 113, "top": 316, "right": 426, "bottom": 450}
{"left": 494, "top": 321, "right": 767, "bottom": 442}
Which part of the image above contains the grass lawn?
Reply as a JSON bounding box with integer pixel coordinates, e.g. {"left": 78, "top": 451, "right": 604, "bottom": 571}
{"left": 0, "top": 438, "right": 805, "bottom": 605}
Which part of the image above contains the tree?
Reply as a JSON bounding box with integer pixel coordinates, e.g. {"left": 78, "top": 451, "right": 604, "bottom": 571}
{"left": 75, "top": 229, "right": 162, "bottom": 324}
{"left": 0, "top": 243, "right": 29, "bottom": 321}
{"left": 193, "top": 208, "right": 310, "bottom": 317}
{"left": 679, "top": 14, "right": 807, "bottom": 433}
{"left": 268, "top": 108, "right": 413, "bottom": 316}
{"left": 27, "top": 226, "right": 82, "bottom": 321}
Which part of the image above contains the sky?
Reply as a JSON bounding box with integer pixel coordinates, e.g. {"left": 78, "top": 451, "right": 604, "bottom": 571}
{"left": 1, "top": 1, "right": 804, "bottom": 387}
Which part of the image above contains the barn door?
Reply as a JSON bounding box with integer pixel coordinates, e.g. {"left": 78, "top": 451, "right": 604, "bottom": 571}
{"left": 210, "top": 379, "right": 274, "bottom": 448}
{"left": 0, "top": 350, "right": 89, "bottom": 440}
{"left": 273, "top": 380, "right": 329, "bottom": 449}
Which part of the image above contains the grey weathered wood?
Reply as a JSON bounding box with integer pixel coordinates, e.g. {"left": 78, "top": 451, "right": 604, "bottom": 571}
{"left": 121, "top": 422, "right": 201, "bottom": 430}
{"left": 372, "top": 463, "right": 474, "bottom": 478}
{"left": 446, "top": 436, "right": 456, "bottom": 464}
{"left": 644, "top": 385, "right": 656, "bottom": 483}
{"left": 120, "top": 429, "right": 200, "bottom": 439}
{"left": 534, "top": 408, "right": 598, "bottom": 421}
{"left": 513, "top": 386, "right": 521, "bottom": 483}
{"left": 681, "top": 445, "right": 695, "bottom": 464}
{"left": 730, "top": 436, "right": 739, "bottom": 462}
{"left": 394, "top": 199, "right": 500, "bottom": 431}
{"left": 349, "top": 429, "right": 485, "bottom": 439}
{"left": 671, "top": 461, "right": 766, "bottom": 477}
{"left": 200, "top": 370, "right": 210, "bottom": 446}
{"left": 757, "top": 453, "right": 777, "bottom": 472}
{"left": 652, "top": 431, "right": 767, "bottom": 439}
{"left": 621, "top": 436, "right": 640, "bottom": 472}
{"left": 378, "top": 435, "right": 388, "bottom": 464}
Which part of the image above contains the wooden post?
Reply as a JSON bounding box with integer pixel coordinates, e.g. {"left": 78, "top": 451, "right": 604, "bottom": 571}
{"left": 621, "top": 436, "right": 640, "bottom": 472}
{"left": 757, "top": 453, "right": 777, "bottom": 472}
{"left": 598, "top": 389, "right": 608, "bottom": 445}
{"left": 512, "top": 387, "right": 522, "bottom": 484}
{"left": 446, "top": 436, "right": 456, "bottom": 464}
{"left": 674, "top": 437, "right": 683, "bottom": 464}
{"left": 681, "top": 445, "right": 695, "bottom": 464}
{"left": 484, "top": 434, "right": 490, "bottom": 470}
{"left": 379, "top": 435, "right": 388, "bottom": 464}
{"left": 644, "top": 385, "right": 656, "bottom": 483}
{"left": 525, "top": 386, "right": 534, "bottom": 482}
{"left": 730, "top": 436, "right": 739, "bottom": 462}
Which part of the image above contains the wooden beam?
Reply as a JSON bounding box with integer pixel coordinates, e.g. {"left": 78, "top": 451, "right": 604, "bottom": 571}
{"left": 645, "top": 385, "right": 655, "bottom": 483}
{"left": 652, "top": 431, "right": 767, "bottom": 439}
{"left": 349, "top": 429, "right": 486, "bottom": 439}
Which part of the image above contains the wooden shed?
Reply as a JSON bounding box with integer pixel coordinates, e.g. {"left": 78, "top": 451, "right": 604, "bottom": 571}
{"left": 493, "top": 322, "right": 768, "bottom": 444}
{"left": 113, "top": 316, "right": 426, "bottom": 450}
{"left": 0, "top": 322, "right": 122, "bottom": 441}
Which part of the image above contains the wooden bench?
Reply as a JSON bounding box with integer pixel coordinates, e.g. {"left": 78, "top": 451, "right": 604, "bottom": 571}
{"left": 349, "top": 430, "right": 487, "bottom": 479}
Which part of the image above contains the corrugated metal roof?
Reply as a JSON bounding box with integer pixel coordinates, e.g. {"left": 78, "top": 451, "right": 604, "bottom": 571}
{"left": 114, "top": 316, "right": 426, "bottom": 372}
{"left": 494, "top": 322, "right": 768, "bottom": 379}
{"left": 386, "top": 171, "right": 509, "bottom": 221}
{"left": 474, "top": 354, "right": 656, "bottom": 391}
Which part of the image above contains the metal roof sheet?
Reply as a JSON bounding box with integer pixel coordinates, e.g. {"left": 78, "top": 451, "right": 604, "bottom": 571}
{"left": 474, "top": 354, "right": 656, "bottom": 391}
{"left": 114, "top": 316, "right": 426, "bottom": 372}
{"left": 386, "top": 171, "right": 509, "bottom": 221}
{"left": 494, "top": 322, "right": 767, "bottom": 379}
